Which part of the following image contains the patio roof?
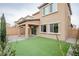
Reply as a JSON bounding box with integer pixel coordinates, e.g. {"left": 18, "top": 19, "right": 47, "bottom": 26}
{"left": 16, "top": 18, "right": 40, "bottom": 24}
{"left": 15, "top": 15, "right": 40, "bottom": 24}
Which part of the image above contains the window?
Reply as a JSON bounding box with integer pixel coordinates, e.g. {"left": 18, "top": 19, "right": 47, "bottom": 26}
{"left": 43, "top": 6, "right": 50, "bottom": 15}
{"left": 41, "top": 25, "right": 46, "bottom": 32}
{"left": 42, "top": 3, "right": 57, "bottom": 16}
{"left": 54, "top": 23, "right": 58, "bottom": 33}
{"left": 50, "top": 24, "right": 54, "bottom": 32}
{"left": 50, "top": 3, "right": 57, "bottom": 13}
{"left": 50, "top": 23, "right": 58, "bottom": 33}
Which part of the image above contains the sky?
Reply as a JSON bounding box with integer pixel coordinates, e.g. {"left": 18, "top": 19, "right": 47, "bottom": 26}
{"left": 71, "top": 3, "right": 79, "bottom": 28}
{"left": 0, "top": 3, "right": 79, "bottom": 28}
{"left": 0, "top": 3, "right": 42, "bottom": 26}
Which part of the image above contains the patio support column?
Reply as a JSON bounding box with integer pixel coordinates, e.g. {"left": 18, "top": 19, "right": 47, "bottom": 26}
{"left": 18, "top": 26, "right": 21, "bottom": 36}
{"left": 25, "top": 24, "right": 29, "bottom": 38}
{"left": 16, "top": 25, "right": 21, "bottom": 36}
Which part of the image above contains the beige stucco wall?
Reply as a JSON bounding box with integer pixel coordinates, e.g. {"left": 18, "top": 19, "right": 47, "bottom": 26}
{"left": 26, "top": 20, "right": 40, "bottom": 25}
{"left": 38, "top": 3, "right": 71, "bottom": 40}
{"left": 64, "top": 4, "right": 72, "bottom": 39}
{"left": 33, "top": 12, "right": 41, "bottom": 19}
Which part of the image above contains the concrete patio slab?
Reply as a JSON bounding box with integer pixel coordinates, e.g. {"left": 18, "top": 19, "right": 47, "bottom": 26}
{"left": 7, "top": 35, "right": 27, "bottom": 42}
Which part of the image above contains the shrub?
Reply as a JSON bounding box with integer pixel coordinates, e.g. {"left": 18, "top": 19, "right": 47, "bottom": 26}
{"left": 0, "top": 13, "right": 15, "bottom": 56}
{"left": 72, "top": 44, "right": 79, "bottom": 56}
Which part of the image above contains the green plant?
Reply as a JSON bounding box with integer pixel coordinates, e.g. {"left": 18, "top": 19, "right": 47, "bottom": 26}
{"left": 0, "top": 13, "right": 15, "bottom": 56}
{"left": 72, "top": 44, "right": 79, "bottom": 56}
{"left": 0, "top": 41, "right": 16, "bottom": 56}
{"left": 56, "top": 34, "right": 64, "bottom": 56}
{"left": 0, "top": 14, "right": 6, "bottom": 42}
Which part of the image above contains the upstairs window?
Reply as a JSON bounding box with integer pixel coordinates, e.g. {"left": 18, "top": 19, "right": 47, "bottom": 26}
{"left": 43, "top": 6, "right": 50, "bottom": 15}
{"left": 41, "top": 25, "right": 46, "bottom": 32}
{"left": 42, "top": 3, "right": 57, "bottom": 16}
{"left": 50, "top": 3, "right": 57, "bottom": 13}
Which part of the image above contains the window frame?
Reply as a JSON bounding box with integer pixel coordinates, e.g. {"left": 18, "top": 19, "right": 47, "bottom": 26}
{"left": 50, "top": 3, "right": 57, "bottom": 13}
{"left": 41, "top": 25, "right": 47, "bottom": 32}
{"left": 50, "top": 23, "right": 59, "bottom": 33}
{"left": 53, "top": 23, "right": 58, "bottom": 33}
{"left": 43, "top": 5, "right": 50, "bottom": 16}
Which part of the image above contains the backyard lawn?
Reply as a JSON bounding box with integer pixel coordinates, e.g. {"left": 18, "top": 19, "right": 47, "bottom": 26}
{"left": 11, "top": 36, "right": 70, "bottom": 56}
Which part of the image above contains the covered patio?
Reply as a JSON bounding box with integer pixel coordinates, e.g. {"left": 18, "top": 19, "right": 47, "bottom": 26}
{"left": 16, "top": 18, "right": 40, "bottom": 37}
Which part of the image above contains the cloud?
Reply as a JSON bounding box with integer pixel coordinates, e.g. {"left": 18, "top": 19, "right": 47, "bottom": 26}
{"left": 0, "top": 7, "right": 39, "bottom": 26}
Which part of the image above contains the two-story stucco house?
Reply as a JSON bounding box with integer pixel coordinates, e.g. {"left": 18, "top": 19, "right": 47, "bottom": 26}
{"left": 15, "top": 3, "right": 72, "bottom": 40}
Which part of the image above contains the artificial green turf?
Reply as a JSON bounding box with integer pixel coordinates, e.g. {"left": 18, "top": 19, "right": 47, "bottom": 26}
{"left": 11, "top": 36, "right": 70, "bottom": 56}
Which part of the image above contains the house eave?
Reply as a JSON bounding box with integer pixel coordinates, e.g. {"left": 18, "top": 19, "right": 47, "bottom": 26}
{"left": 67, "top": 3, "right": 72, "bottom": 15}
{"left": 38, "top": 3, "right": 48, "bottom": 9}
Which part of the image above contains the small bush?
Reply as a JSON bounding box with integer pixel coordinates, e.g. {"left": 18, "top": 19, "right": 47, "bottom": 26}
{"left": 72, "top": 44, "right": 79, "bottom": 56}
{"left": 0, "top": 41, "right": 16, "bottom": 56}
